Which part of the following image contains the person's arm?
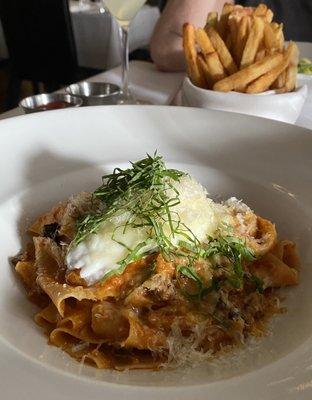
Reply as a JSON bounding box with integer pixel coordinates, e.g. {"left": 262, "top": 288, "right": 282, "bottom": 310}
{"left": 150, "top": 0, "right": 233, "bottom": 71}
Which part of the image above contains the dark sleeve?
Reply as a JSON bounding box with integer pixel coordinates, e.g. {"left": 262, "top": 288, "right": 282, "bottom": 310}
{"left": 146, "top": 0, "right": 167, "bottom": 11}
{"left": 235, "top": 0, "right": 312, "bottom": 41}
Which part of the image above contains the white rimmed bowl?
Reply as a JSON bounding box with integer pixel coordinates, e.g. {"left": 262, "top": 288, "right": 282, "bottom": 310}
{"left": 1, "top": 106, "right": 312, "bottom": 399}
{"left": 182, "top": 77, "right": 307, "bottom": 124}
{"left": 298, "top": 73, "right": 312, "bottom": 92}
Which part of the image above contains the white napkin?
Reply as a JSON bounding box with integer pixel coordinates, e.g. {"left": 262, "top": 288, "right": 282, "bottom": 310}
{"left": 88, "top": 61, "right": 185, "bottom": 105}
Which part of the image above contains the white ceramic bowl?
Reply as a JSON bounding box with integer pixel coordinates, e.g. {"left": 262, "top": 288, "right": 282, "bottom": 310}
{"left": 1, "top": 106, "right": 312, "bottom": 399}
{"left": 182, "top": 77, "right": 307, "bottom": 124}
{"left": 298, "top": 73, "right": 312, "bottom": 92}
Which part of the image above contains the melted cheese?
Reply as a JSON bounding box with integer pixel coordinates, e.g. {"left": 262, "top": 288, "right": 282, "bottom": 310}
{"left": 66, "top": 176, "right": 237, "bottom": 285}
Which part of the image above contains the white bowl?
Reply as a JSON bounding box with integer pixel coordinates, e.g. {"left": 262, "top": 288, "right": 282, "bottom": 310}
{"left": 182, "top": 77, "right": 307, "bottom": 124}
{"left": 298, "top": 73, "right": 312, "bottom": 92}
{"left": 0, "top": 106, "right": 312, "bottom": 400}
{"left": 1, "top": 106, "right": 312, "bottom": 399}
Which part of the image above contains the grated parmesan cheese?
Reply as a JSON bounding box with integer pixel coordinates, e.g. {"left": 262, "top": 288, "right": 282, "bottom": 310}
{"left": 66, "top": 175, "right": 237, "bottom": 285}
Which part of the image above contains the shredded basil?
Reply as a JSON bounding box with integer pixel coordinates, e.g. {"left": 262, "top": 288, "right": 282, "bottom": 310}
{"left": 72, "top": 153, "right": 256, "bottom": 291}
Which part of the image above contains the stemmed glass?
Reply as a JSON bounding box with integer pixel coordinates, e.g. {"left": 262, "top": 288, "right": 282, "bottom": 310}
{"left": 101, "top": 0, "right": 147, "bottom": 104}
{"left": 79, "top": 0, "right": 90, "bottom": 10}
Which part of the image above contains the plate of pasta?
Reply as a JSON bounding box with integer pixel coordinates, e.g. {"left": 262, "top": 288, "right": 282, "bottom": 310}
{"left": 0, "top": 106, "right": 312, "bottom": 400}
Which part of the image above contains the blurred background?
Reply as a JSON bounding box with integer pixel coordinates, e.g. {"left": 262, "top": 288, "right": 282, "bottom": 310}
{"left": 0, "top": 0, "right": 165, "bottom": 112}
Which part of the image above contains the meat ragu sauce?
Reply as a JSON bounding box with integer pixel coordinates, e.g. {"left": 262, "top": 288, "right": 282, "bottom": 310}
{"left": 14, "top": 153, "right": 301, "bottom": 370}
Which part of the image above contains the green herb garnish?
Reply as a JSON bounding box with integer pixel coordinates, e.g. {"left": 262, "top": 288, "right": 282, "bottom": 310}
{"left": 72, "top": 153, "right": 256, "bottom": 293}
{"left": 206, "top": 236, "right": 255, "bottom": 288}
{"left": 298, "top": 58, "right": 312, "bottom": 75}
{"left": 74, "top": 153, "right": 184, "bottom": 247}
{"left": 250, "top": 274, "right": 264, "bottom": 293}
{"left": 176, "top": 236, "right": 255, "bottom": 296}
{"left": 176, "top": 264, "right": 205, "bottom": 299}
{"left": 74, "top": 153, "right": 200, "bottom": 271}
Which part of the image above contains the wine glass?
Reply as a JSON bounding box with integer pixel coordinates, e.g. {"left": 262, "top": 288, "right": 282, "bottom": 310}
{"left": 102, "top": 0, "right": 147, "bottom": 104}
{"left": 79, "top": 0, "right": 90, "bottom": 10}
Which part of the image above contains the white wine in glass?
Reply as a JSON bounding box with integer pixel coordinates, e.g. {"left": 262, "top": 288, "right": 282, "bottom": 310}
{"left": 102, "top": 0, "right": 148, "bottom": 104}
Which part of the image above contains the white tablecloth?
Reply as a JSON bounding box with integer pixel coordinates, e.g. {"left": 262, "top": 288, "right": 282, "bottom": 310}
{"left": 0, "top": 2, "right": 160, "bottom": 70}
{"left": 0, "top": 59, "right": 311, "bottom": 133}
{"left": 70, "top": 2, "right": 160, "bottom": 70}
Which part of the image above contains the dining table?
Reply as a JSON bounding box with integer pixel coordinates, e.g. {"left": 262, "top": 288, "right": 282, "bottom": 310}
{"left": 0, "top": 1, "right": 160, "bottom": 70}
{"left": 0, "top": 42, "right": 311, "bottom": 131}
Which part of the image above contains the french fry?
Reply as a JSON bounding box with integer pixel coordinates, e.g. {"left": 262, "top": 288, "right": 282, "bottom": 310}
{"left": 195, "top": 28, "right": 215, "bottom": 55}
{"left": 217, "top": 3, "right": 234, "bottom": 39}
{"left": 196, "top": 55, "right": 210, "bottom": 88}
{"left": 263, "top": 26, "right": 274, "bottom": 51}
{"left": 225, "top": 33, "right": 232, "bottom": 51}
{"left": 272, "top": 69, "right": 286, "bottom": 89}
{"left": 204, "top": 52, "right": 227, "bottom": 83}
{"left": 265, "top": 9, "right": 274, "bottom": 23}
{"left": 287, "top": 41, "right": 299, "bottom": 66}
{"left": 284, "top": 42, "right": 299, "bottom": 92}
{"left": 246, "top": 42, "right": 298, "bottom": 93}
{"left": 255, "top": 48, "right": 266, "bottom": 62}
{"left": 253, "top": 3, "right": 267, "bottom": 17}
{"left": 240, "top": 16, "right": 265, "bottom": 69}
{"left": 197, "top": 54, "right": 213, "bottom": 88}
{"left": 183, "top": 23, "right": 207, "bottom": 88}
{"left": 205, "top": 12, "right": 218, "bottom": 30}
{"left": 213, "top": 52, "right": 283, "bottom": 92}
{"left": 285, "top": 66, "right": 297, "bottom": 91}
{"left": 206, "top": 26, "right": 238, "bottom": 74}
{"left": 183, "top": 3, "right": 298, "bottom": 94}
{"left": 277, "top": 28, "right": 285, "bottom": 52}
{"left": 272, "top": 23, "right": 284, "bottom": 51}
{"left": 234, "top": 16, "right": 250, "bottom": 65}
{"left": 264, "top": 24, "right": 284, "bottom": 51}
{"left": 228, "top": 15, "right": 239, "bottom": 54}
{"left": 275, "top": 86, "right": 288, "bottom": 94}
{"left": 246, "top": 55, "right": 290, "bottom": 93}
{"left": 272, "top": 42, "right": 298, "bottom": 89}
{"left": 244, "top": 6, "right": 254, "bottom": 16}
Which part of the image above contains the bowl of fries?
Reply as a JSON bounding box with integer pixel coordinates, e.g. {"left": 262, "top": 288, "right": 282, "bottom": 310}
{"left": 182, "top": 3, "right": 307, "bottom": 123}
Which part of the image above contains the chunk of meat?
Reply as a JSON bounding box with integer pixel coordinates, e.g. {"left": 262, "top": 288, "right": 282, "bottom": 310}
{"left": 125, "top": 272, "right": 178, "bottom": 308}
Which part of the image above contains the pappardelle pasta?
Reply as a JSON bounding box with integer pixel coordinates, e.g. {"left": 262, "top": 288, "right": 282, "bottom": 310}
{"left": 14, "top": 154, "right": 300, "bottom": 370}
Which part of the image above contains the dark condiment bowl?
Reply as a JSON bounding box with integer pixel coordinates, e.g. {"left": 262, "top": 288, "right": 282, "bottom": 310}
{"left": 19, "top": 93, "right": 83, "bottom": 113}
{"left": 65, "top": 82, "right": 121, "bottom": 105}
